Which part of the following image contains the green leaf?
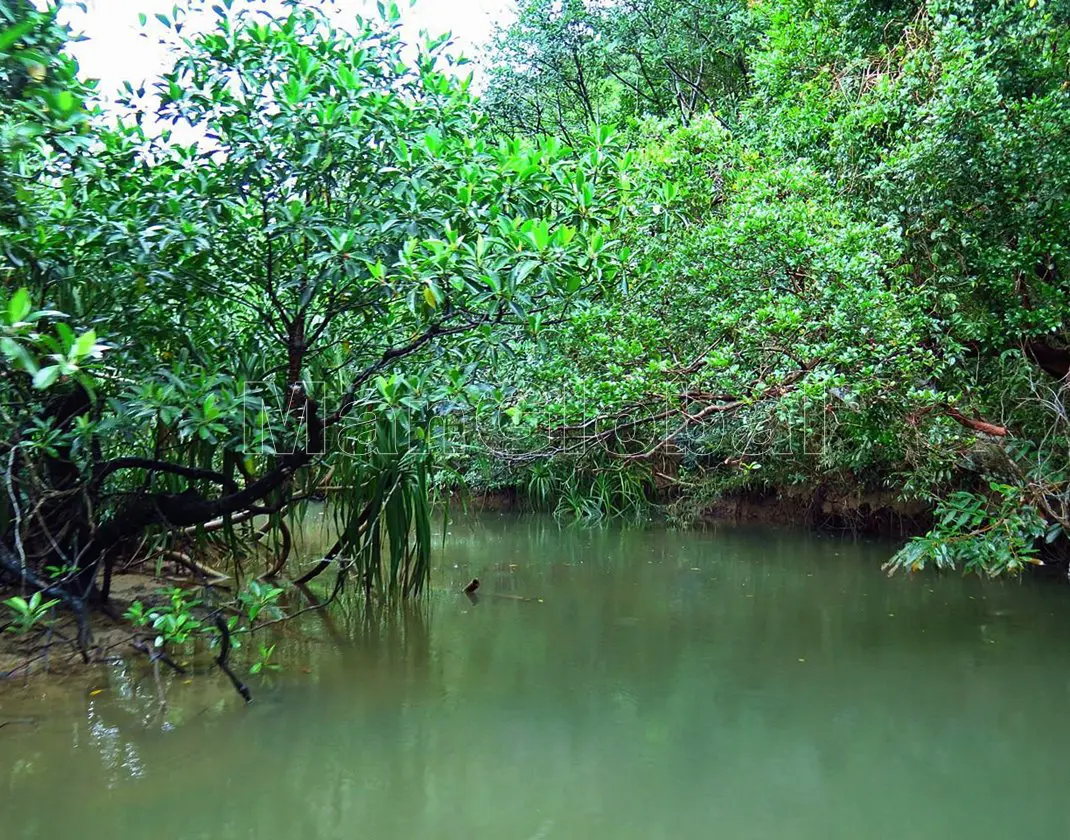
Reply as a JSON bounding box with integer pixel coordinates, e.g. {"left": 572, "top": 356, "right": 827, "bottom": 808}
{"left": 54, "top": 90, "right": 76, "bottom": 115}
{"left": 71, "top": 329, "right": 97, "bottom": 361}
{"left": 32, "top": 365, "right": 61, "bottom": 390}
{"left": 0, "top": 19, "right": 34, "bottom": 53}
{"left": 1, "top": 337, "right": 37, "bottom": 374}
{"left": 513, "top": 259, "right": 541, "bottom": 285}
{"left": 7, "top": 288, "right": 31, "bottom": 324}
{"left": 55, "top": 322, "right": 75, "bottom": 350}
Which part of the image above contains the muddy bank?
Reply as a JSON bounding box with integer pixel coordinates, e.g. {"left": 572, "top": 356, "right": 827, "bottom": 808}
{"left": 0, "top": 574, "right": 164, "bottom": 682}
{"left": 696, "top": 485, "right": 932, "bottom": 538}
{"left": 455, "top": 485, "right": 932, "bottom": 538}
{"left": 449, "top": 487, "right": 521, "bottom": 513}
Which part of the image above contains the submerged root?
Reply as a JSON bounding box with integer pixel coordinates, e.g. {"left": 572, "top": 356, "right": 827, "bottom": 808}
{"left": 213, "top": 614, "right": 252, "bottom": 703}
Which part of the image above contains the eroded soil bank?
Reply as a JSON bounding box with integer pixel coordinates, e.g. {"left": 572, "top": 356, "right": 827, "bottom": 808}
{"left": 456, "top": 485, "right": 933, "bottom": 537}
{"left": 0, "top": 573, "right": 166, "bottom": 682}
{"left": 695, "top": 485, "right": 932, "bottom": 537}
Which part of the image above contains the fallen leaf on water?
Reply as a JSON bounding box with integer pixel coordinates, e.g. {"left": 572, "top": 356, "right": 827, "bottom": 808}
{"left": 183, "top": 679, "right": 193, "bottom": 685}
{"left": 797, "top": 658, "right": 806, "bottom": 663}
{"left": 89, "top": 689, "right": 104, "bottom": 696}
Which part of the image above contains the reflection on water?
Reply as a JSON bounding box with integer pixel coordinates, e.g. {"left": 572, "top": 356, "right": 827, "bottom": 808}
{"left": 3, "top": 515, "right": 1070, "bottom": 839}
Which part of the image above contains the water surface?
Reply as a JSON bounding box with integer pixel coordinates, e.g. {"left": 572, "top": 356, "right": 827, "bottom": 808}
{"left": 3, "top": 516, "right": 1070, "bottom": 838}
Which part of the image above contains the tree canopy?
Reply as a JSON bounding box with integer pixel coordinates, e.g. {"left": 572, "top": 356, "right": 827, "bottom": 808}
{"left": 0, "top": 0, "right": 629, "bottom": 659}
{"left": 477, "top": 0, "right": 1070, "bottom": 576}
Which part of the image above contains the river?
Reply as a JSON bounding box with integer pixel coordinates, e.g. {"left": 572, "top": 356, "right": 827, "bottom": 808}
{"left": 3, "top": 515, "right": 1070, "bottom": 838}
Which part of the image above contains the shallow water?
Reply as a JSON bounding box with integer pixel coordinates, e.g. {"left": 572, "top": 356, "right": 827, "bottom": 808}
{"left": 3, "top": 515, "right": 1070, "bottom": 839}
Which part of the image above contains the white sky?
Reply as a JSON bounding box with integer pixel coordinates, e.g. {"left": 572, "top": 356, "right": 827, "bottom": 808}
{"left": 66, "top": 0, "right": 514, "bottom": 93}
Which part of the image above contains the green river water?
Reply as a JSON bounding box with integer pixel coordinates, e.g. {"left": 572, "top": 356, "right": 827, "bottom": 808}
{"left": 2, "top": 514, "right": 1070, "bottom": 838}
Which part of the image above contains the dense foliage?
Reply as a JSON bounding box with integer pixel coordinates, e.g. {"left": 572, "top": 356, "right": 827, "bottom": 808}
{"left": 480, "top": 0, "right": 1070, "bottom": 576}
{"left": 0, "top": 0, "right": 629, "bottom": 665}
{"left": 2, "top": 0, "right": 1069, "bottom": 672}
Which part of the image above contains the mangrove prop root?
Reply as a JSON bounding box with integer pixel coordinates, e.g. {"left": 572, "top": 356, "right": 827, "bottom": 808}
{"left": 294, "top": 492, "right": 381, "bottom": 585}
{"left": 254, "top": 568, "right": 348, "bottom": 632}
{"left": 293, "top": 535, "right": 342, "bottom": 586}
{"left": 160, "top": 550, "right": 230, "bottom": 584}
{"left": 213, "top": 615, "right": 252, "bottom": 704}
{"left": 0, "top": 542, "right": 91, "bottom": 661}
{"left": 262, "top": 520, "right": 292, "bottom": 580}
{"left": 131, "top": 638, "right": 187, "bottom": 674}
{"left": 294, "top": 557, "right": 330, "bottom": 586}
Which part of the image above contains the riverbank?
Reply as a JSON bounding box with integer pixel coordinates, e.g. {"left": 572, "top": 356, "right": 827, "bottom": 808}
{"left": 455, "top": 484, "right": 933, "bottom": 538}
{"left": 694, "top": 486, "right": 932, "bottom": 537}
{"left": 0, "top": 574, "right": 167, "bottom": 682}
{"left": 1, "top": 491, "right": 1059, "bottom": 693}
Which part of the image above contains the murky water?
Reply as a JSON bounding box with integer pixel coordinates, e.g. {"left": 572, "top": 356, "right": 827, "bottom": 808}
{"left": 3, "top": 515, "right": 1070, "bottom": 838}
